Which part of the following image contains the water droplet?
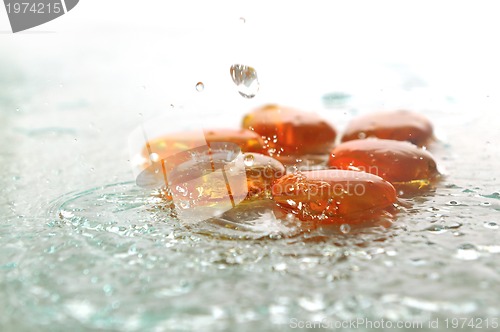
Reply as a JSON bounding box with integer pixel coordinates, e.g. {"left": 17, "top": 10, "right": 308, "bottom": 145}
{"left": 448, "top": 200, "right": 460, "bottom": 206}
{"left": 273, "top": 262, "right": 287, "bottom": 271}
{"left": 195, "top": 82, "right": 204, "bottom": 92}
{"left": 358, "top": 132, "right": 366, "bottom": 139}
{"left": 426, "top": 224, "right": 447, "bottom": 234}
{"left": 340, "top": 224, "right": 351, "bottom": 234}
{"left": 229, "top": 64, "right": 259, "bottom": 98}
{"left": 243, "top": 154, "right": 255, "bottom": 167}
{"left": 298, "top": 296, "right": 325, "bottom": 312}
{"left": 456, "top": 243, "right": 480, "bottom": 260}
{"left": 483, "top": 221, "right": 499, "bottom": 230}
{"left": 149, "top": 153, "right": 160, "bottom": 162}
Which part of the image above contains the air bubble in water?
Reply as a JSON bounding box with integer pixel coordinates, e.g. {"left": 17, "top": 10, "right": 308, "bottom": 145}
{"left": 195, "top": 82, "right": 204, "bottom": 92}
{"left": 229, "top": 64, "right": 259, "bottom": 98}
{"left": 243, "top": 154, "right": 255, "bottom": 167}
{"left": 340, "top": 224, "right": 351, "bottom": 234}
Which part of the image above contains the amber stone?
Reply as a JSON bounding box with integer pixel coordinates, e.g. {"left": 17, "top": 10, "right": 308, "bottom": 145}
{"left": 138, "top": 147, "right": 284, "bottom": 209}
{"left": 231, "top": 153, "right": 286, "bottom": 199}
{"left": 241, "top": 104, "right": 337, "bottom": 159}
{"left": 144, "top": 128, "right": 265, "bottom": 161}
{"left": 341, "top": 110, "right": 433, "bottom": 146}
{"left": 328, "top": 138, "right": 439, "bottom": 191}
{"left": 271, "top": 170, "right": 397, "bottom": 223}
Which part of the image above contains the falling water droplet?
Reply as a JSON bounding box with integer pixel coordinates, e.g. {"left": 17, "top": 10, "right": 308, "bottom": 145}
{"left": 229, "top": 64, "right": 259, "bottom": 98}
{"left": 243, "top": 154, "right": 255, "bottom": 167}
{"left": 195, "top": 82, "right": 204, "bottom": 92}
{"left": 340, "top": 224, "right": 351, "bottom": 234}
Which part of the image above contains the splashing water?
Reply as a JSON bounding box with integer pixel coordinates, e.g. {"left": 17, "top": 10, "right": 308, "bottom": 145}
{"left": 229, "top": 64, "right": 259, "bottom": 98}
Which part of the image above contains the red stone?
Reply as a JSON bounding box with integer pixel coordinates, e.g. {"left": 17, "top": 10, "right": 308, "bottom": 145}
{"left": 234, "top": 153, "right": 286, "bottom": 199}
{"left": 271, "top": 170, "right": 397, "bottom": 223}
{"left": 328, "top": 138, "right": 439, "bottom": 192}
{"left": 242, "top": 104, "right": 337, "bottom": 159}
{"left": 341, "top": 110, "right": 433, "bottom": 147}
{"left": 144, "top": 129, "right": 265, "bottom": 161}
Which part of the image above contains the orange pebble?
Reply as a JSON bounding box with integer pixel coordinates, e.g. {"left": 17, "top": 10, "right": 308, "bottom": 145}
{"left": 328, "top": 139, "right": 439, "bottom": 191}
{"left": 144, "top": 128, "right": 265, "bottom": 162}
{"left": 242, "top": 104, "right": 337, "bottom": 159}
{"left": 271, "top": 170, "right": 397, "bottom": 223}
{"left": 233, "top": 153, "right": 286, "bottom": 199}
{"left": 341, "top": 110, "right": 433, "bottom": 147}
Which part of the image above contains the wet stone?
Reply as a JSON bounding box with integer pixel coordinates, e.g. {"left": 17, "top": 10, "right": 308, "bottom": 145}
{"left": 231, "top": 153, "right": 286, "bottom": 200}
{"left": 271, "top": 170, "right": 397, "bottom": 224}
{"left": 143, "top": 128, "right": 265, "bottom": 165}
{"left": 242, "top": 104, "right": 337, "bottom": 161}
{"left": 328, "top": 138, "right": 439, "bottom": 193}
{"left": 341, "top": 110, "right": 434, "bottom": 147}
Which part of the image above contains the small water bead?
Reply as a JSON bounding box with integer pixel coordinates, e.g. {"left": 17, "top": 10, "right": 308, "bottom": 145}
{"left": 483, "top": 221, "right": 499, "bottom": 230}
{"left": 273, "top": 262, "right": 287, "bottom": 271}
{"left": 340, "top": 224, "right": 351, "bottom": 234}
{"left": 342, "top": 110, "right": 434, "bottom": 147}
{"left": 195, "top": 82, "right": 204, "bottom": 92}
{"left": 149, "top": 153, "right": 160, "bottom": 162}
{"left": 229, "top": 64, "right": 260, "bottom": 98}
{"left": 456, "top": 243, "right": 481, "bottom": 261}
{"left": 243, "top": 154, "right": 255, "bottom": 167}
{"left": 425, "top": 225, "right": 447, "bottom": 234}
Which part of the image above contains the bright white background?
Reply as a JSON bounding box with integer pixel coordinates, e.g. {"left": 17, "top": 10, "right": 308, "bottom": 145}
{"left": 2, "top": 0, "right": 500, "bottom": 105}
